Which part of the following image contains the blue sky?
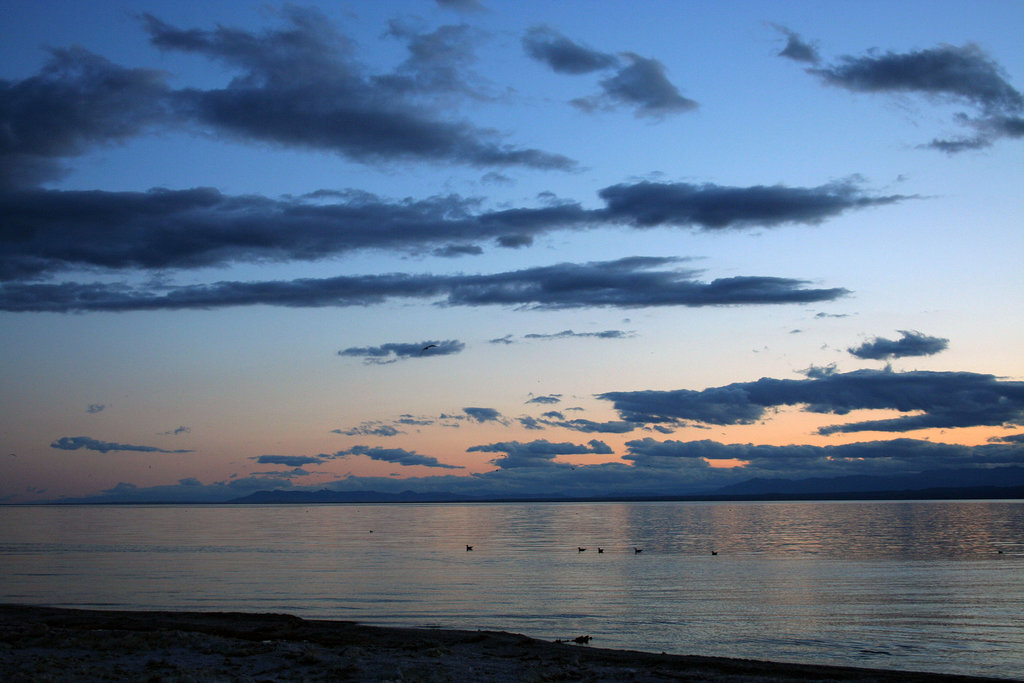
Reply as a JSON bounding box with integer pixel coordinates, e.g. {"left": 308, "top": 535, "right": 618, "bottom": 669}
{"left": 1, "top": 0, "right": 1022, "bottom": 503}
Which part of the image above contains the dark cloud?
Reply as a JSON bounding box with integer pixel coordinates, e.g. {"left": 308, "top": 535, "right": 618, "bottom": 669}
{"left": 338, "top": 339, "right": 465, "bottom": 364}
{"left": 523, "top": 329, "right": 633, "bottom": 340}
{"left": 597, "top": 179, "right": 907, "bottom": 229}
{"left": 989, "top": 433, "right": 1024, "bottom": 444}
{"left": 495, "top": 234, "right": 534, "bottom": 249}
{"left": 397, "top": 415, "right": 435, "bottom": 427}
{"left": 160, "top": 425, "right": 191, "bottom": 436}
{"left": 0, "top": 257, "right": 847, "bottom": 312}
{"left": 518, "top": 416, "right": 544, "bottom": 430}
{"left": 525, "top": 394, "right": 561, "bottom": 404}
{"left": 463, "top": 407, "right": 503, "bottom": 423}
{"left": 252, "top": 455, "right": 324, "bottom": 466}
{"left": 573, "top": 53, "right": 697, "bottom": 117}
{"left": 142, "top": 9, "right": 573, "bottom": 171}
{"left": 522, "top": 28, "right": 694, "bottom": 117}
{"left": 0, "top": 179, "right": 903, "bottom": 281}
{"left": 439, "top": 258, "right": 847, "bottom": 310}
{"left": 44, "top": 434, "right": 1024, "bottom": 503}
{"left": 0, "top": 47, "right": 171, "bottom": 189}
{"left": 807, "top": 43, "right": 1023, "bottom": 151}
{"left": 50, "top": 436, "right": 192, "bottom": 454}
{"left": 547, "top": 418, "right": 636, "bottom": 434}
{"left": 522, "top": 27, "right": 619, "bottom": 75}
{"left": 771, "top": 25, "right": 820, "bottom": 64}
{"left": 333, "top": 445, "right": 463, "bottom": 469}
{"left": 600, "top": 368, "right": 1024, "bottom": 435}
{"left": 433, "top": 244, "right": 484, "bottom": 258}
{"left": 86, "top": 403, "right": 106, "bottom": 414}
{"left": 467, "top": 438, "right": 612, "bottom": 468}
{"left": 623, "top": 437, "right": 1024, "bottom": 479}
{"left": 331, "top": 422, "right": 402, "bottom": 437}
{"left": 848, "top": 330, "right": 949, "bottom": 360}
{"left": 0, "top": 8, "right": 575, "bottom": 191}
{"left": 435, "top": 0, "right": 484, "bottom": 11}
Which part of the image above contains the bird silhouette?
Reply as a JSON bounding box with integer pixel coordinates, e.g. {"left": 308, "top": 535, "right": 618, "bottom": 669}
{"left": 578, "top": 547, "right": 586, "bottom": 552}
{"left": 420, "top": 344, "right": 439, "bottom": 354}
{"left": 634, "top": 547, "right": 643, "bottom": 554}
{"left": 597, "top": 547, "right": 604, "bottom": 553}
{"left": 465, "top": 544, "right": 473, "bottom": 551}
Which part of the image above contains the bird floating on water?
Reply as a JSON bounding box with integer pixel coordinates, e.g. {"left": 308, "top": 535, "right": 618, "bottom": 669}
{"left": 465, "top": 544, "right": 473, "bottom": 551}
{"left": 597, "top": 547, "right": 604, "bottom": 553}
{"left": 634, "top": 547, "right": 643, "bottom": 554}
{"left": 578, "top": 547, "right": 586, "bottom": 552}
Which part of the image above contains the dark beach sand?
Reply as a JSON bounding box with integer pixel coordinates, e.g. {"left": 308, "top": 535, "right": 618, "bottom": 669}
{"left": 0, "top": 605, "right": 1010, "bottom": 682}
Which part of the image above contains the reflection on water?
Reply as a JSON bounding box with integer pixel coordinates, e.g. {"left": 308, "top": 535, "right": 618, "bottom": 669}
{"left": 1, "top": 500, "right": 1022, "bottom": 678}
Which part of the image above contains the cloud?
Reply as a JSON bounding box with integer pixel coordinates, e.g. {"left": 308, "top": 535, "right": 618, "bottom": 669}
{"left": 333, "top": 445, "right": 463, "bottom": 469}
{"left": 338, "top": 339, "right": 465, "bottom": 364}
{"left": 544, "top": 418, "right": 636, "bottom": 434}
{"left": 848, "top": 330, "right": 949, "bottom": 360}
{"left": 463, "top": 406, "right": 503, "bottom": 423}
{"left": 526, "top": 394, "right": 561, "bottom": 404}
{"left": 989, "top": 433, "right": 1024, "bottom": 444}
{"left": 435, "top": 0, "right": 485, "bottom": 11}
{"left": 771, "top": 25, "right": 820, "bottom": 64}
{"left": 572, "top": 53, "right": 697, "bottom": 117}
{"left": 0, "top": 47, "right": 171, "bottom": 189}
{"left": 522, "top": 28, "right": 694, "bottom": 118}
{"left": 331, "top": 422, "right": 403, "bottom": 437}
{"left": 0, "top": 256, "right": 848, "bottom": 312}
{"left": 160, "top": 425, "right": 191, "bottom": 436}
{"left": 523, "top": 329, "right": 634, "bottom": 340}
{"left": 0, "top": 179, "right": 904, "bottom": 281}
{"left": 522, "top": 27, "right": 619, "bottom": 75}
{"left": 86, "top": 403, "right": 105, "bottom": 414}
{"left": 141, "top": 9, "right": 574, "bottom": 171}
{"left": 376, "top": 21, "right": 491, "bottom": 100}
{"left": 252, "top": 455, "right": 324, "bottom": 467}
{"left": 806, "top": 43, "right": 1023, "bottom": 151}
{"left": 467, "top": 438, "right": 613, "bottom": 468}
{"left": 596, "top": 179, "right": 907, "bottom": 229}
{"left": 0, "top": 8, "right": 575, "bottom": 191}
{"left": 599, "top": 368, "right": 1024, "bottom": 435}
{"left": 50, "top": 436, "right": 192, "bottom": 454}
{"left": 43, "top": 433, "right": 1024, "bottom": 503}
{"left": 434, "top": 244, "right": 484, "bottom": 258}
{"left": 623, "top": 437, "right": 1024, "bottom": 479}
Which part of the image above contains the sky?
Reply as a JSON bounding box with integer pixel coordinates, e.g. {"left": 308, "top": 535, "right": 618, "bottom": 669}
{"left": 1, "top": 0, "right": 1023, "bottom": 503}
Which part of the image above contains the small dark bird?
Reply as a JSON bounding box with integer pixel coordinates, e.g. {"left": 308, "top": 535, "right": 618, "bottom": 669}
{"left": 573, "top": 635, "right": 592, "bottom": 644}
{"left": 578, "top": 547, "right": 586, "bottom": 552}
{"left": 634, "top": 547, "right": 643, "bottom": 554}
{"left": 711, "top": 550, "right": 718, "bottom": 556}
{"left": 420, "top": 344, "right": 439, "bottom": 354}
{"left": 466, "top": 544, "right": 473, "bottom": 551}
{"left": 597, "top": 547, "right": 604, "bottom": 553}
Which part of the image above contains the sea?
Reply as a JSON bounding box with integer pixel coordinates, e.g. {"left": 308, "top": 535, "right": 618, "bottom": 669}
{"left": 2, "top": 500, "right": 1022, "bottom": 679}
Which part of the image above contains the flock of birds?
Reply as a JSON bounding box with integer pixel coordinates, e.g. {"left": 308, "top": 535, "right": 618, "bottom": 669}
{"left": 466, "top": 544, "right": 718, "bottom": 555}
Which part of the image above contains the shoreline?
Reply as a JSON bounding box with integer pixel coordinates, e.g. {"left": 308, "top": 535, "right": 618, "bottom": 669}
{"left": 0, "top": 605, "right": 1011, "bottom": 682}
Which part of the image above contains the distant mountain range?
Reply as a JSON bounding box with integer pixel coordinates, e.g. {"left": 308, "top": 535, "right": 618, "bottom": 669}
{"left": 228, "top": 465, "right": 1024, "bottom": 504}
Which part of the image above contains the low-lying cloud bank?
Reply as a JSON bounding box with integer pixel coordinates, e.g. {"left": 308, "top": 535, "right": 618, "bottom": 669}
{"left": 599, "top": 368, "right": 1024, "bottom": 435}
{"left": 46, "top": 435, "right": 1024, "bottom": 504}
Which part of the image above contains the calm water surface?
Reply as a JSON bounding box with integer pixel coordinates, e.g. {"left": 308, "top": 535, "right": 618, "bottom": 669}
{"left": 2, "top": 501, "right": 1022, "bottom": 678}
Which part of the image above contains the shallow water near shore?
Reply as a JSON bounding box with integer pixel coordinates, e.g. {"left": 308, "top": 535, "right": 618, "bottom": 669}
{"left": 2, "top": 500, "right": 1022, "bottom": 679}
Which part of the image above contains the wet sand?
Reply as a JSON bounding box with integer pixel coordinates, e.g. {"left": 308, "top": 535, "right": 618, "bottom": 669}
{"left": 0, "top": 605, "right": 1009, "bottom": 682}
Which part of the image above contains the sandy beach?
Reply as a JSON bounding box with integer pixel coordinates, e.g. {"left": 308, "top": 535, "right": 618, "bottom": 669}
{"left": 0, "top": 605, "right": 1011, "bottom": 682}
